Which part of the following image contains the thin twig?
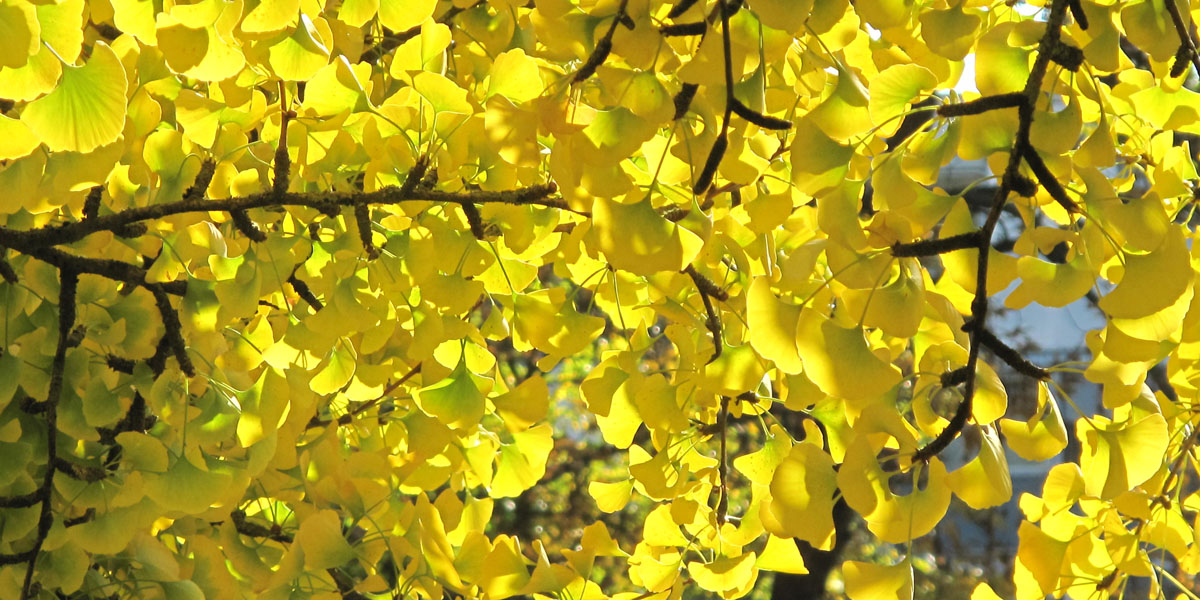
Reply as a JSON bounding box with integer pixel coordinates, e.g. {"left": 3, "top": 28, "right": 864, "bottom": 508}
{"left": 715, "top": 395, "right": 730, "bottom": 525}
{"left": 1164, "top": 0, "right": 1200, "bottom": 77}
{"left": 306, "top": 363, "right": 422, "bottom": 429}
{"left": 572, "top": 0, "right": 630, "bottom": 82}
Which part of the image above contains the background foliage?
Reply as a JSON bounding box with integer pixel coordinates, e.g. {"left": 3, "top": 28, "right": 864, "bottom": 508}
{"left": 1, "top": 0, "right": 1199, "bottom": 598}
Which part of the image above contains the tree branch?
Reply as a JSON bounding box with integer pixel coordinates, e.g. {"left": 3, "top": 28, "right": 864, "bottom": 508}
{"left": 891, "top": 232, "right": 983, "bottom": 257}
{"left": 687, "top": 267, "right": 723, "bottom": 364}
{"left": 1164, "top": 0, "right": 1200, "bottom": 77}
{"left": 937, "top": 92, "right": 1026, "bottom": 117}
{"left": 915, "top": 0, "right": 1073, "bottom": 462}
{"left": 19, "top": 267, "right": 78, "bottom": 599}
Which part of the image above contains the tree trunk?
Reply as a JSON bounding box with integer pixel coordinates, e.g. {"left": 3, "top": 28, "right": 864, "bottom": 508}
{"left": 770, "top": 497, "right": 853, "bottom": 600}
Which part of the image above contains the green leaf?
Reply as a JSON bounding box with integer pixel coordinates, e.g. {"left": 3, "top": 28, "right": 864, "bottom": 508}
{"left": 268, "top": 14, "right": 331, "bottom": 81}
{"left": 868, "top": 64, "right": 936, "bottom": 131}
{"left": 21, "top": 41, "right": 127, "bottom": 153}
{"left": 310, "top": 342, "right": 357, "bottom": 396}
{"left": 413, "top": 357, "right": 489, "bottom": 429}
{"left": 491, "top": 424, "right": 553, "bottom": 497}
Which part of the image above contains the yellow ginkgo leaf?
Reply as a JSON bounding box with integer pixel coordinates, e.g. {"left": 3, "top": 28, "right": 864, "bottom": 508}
{"left": 156, "top": 0, "right": 246, "bottom": 81}
{"left": 241, "top": 0, "right": 298, "bottom": 33}
{"left": 593, "top": 373, "right": 643, "bottom": 448}
{"left": 21, "top": 42, "right": 126, "bottom": 153}
{"left": 970, "top": 582, "right": 1004, "bottom": 600}
{"left": 791, "top": 117, "right": 854, "bottom": 196}
{"left": 1078, "top": 413, "right": 1168, "bottom": 500}
{"left": 629, "top": 545, "right": 682, "bottom": 593}
{"left": 767, "top": 442, "right": 837, "bottom": 546}
{"left": 795, "top": 311, "right": 901, "bottom": 404}
{"left": 841, "top": 263, "right": 925, "bottom": 339}
{"left": 0, "top": 114, "right": 39, "bottom": 160}
{"left": 391, "top": 18, "right": 451, "bottom": 76}
{"left": 1015, "top": 521, "right": 1070, "bottom": 596}
{"left": 999, "top": 380, "right": 1068, "bottom": 461}
{"left": 920, "top": 5, "right": 981, "bottom": 60}
{"left": 511, "top": 287, "right": 605, "bottom": 358}
{"left": 947, "top": 425, "right": 1012, "bottom": 509}
{"left": 379, "top": 0, "right": 436, "bottom": 32}
{"left": 838, "top": 435, "right": 951, "bottom": 543}
{"left": 1099, "top": 227, "right": 1192, "bottom": 338}
{"left": 688, "top": 552, "right": 757, "bottom": 595}
{"left": 808, "top": 64, "right": 872, "bottom": 141}
{"left": 697, "top": 343, "right": 768, "bottom": 396}
{"left": 756, "top": 534, "right": 808, "bottom": 574}
{"left": 294, "top": 509, "right": 356, "bottom": 570}
{"left": 143, "top": 456, "right": 233, "bottom": 515}
{"left": 844, "top": 560, "right": 913, "bottom": 600}
{"left": 748, "top": 277, "right": 806, "bottom": 372}
{"left": 751, "top": 0, "right": 814, "bottom": 33}
{"left": 588, "top": 479, "right": 634, "bottom": 513}
{"left": 492, "top": 373, "right": 549, "bottom": 431}
{"left": 492, "top": 424, "right": 553, "bottom": 497}
{"left": 630, "top": 446, "right": 683, "bottom": 501}
{"left": 337, "top": 0, "right": 378, "bottom": 27}
{"left": 591, "top": 194, "right": 704, "bottom": 276}
{"left": 414, "top": 494, "right": 465, "bottom": 589}
{"left": 632, "top": 374, "right": 689, "bottom": 433}
{"left": 487, "top": 49, "right": 543, "bottom": 103}
{"left": 310, "top": 342, "right": 356, "bottom": 396}
{"left": 235, "top": 368, "right": 290, "bottom": 447}
{"left": 0, "top": 1, "right": 38, "bottom": 69}
{"left": 36, "top": 0, "right": 84, "bottom": 62}
{"left": 941, "top": 202, "right": 1018, "bottom": 295}
{"left": 733, "top": 424, "right": 792, "bottom": 486}
{"left": 0, "top": 44, "right": 61, "bottom": 102}
{"left": 304, "top": 58, "right": 371, "bottom": 116}
{"left": 974, "top": 23, "right": 1029, "bottom": 95}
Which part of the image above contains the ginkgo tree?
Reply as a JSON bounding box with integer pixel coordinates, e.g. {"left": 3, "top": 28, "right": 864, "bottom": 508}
{"left": 1, "top": 0, "right": 1199, "bottom": 597}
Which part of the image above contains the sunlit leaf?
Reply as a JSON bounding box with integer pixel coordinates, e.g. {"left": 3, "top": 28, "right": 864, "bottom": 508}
{"left": 844, "top": 560, "right": 913, "bottom": 600}
{"left": 413, "top": 357, "right": 490, "bottom": 430}
{"left": 21, "top": 42, "right": 126, "bottom": 153}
